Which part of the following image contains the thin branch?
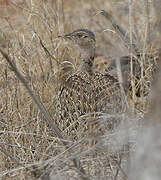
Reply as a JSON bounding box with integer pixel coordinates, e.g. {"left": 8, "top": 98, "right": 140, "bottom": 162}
{"left": 99, "top": 10, "right": 139, "bottom": 55}
{"left": 0, "top": 48, "right": 62, "bottom": 139}
{"left": 33, "top": 30, "right": 60, "bottom": 65}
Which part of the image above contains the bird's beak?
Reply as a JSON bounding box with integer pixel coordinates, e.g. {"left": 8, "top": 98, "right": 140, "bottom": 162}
{"left": 58, "top": 33, "right": 72, "bottom": 40}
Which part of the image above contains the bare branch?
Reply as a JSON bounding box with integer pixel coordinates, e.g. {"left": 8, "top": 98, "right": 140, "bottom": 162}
{"left": 99, "top": 10, "right": 139, "bottom": 55}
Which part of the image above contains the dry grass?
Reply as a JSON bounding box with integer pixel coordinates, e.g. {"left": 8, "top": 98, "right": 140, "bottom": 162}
{"left": 0, "top": 0, "right": 160, "bottom": 179}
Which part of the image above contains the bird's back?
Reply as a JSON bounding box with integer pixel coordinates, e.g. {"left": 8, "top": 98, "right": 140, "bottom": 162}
{"left": 55, "top": 70, "right": 124, "bottom": 139}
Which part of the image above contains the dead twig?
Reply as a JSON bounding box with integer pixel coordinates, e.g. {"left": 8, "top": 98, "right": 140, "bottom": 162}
{"left": 99, "top": 10, "right": 139, "bottom": 55}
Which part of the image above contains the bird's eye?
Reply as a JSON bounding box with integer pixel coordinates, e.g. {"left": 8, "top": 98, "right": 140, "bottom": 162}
{"left": 77, "top": 34, "right": 82, "bottom": 38}
{"left": 83, "top": 35, "right": 88, "bottom": 38}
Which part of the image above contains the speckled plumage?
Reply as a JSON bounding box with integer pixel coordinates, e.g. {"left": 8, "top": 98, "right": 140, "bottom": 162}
{"left": 56, "top": 29, "right": 124, "bottom": 139}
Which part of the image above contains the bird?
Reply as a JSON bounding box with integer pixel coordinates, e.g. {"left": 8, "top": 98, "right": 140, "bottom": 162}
{"left": 56, "top": 29, "right": 125, "bottom": 140}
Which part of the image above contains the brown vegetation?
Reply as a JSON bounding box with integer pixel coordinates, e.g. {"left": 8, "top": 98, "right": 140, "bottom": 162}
{"left": 0, "top": 0, "right": 160, "bottom": 179}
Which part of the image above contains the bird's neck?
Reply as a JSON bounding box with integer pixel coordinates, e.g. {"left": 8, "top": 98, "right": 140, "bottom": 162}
{"left": 78, "top": 46, "right": 95, "bottom": 74}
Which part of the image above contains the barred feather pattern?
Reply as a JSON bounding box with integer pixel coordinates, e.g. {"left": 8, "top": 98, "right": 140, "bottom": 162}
{"left": 54, "top": 71, "right": 124, "bottom": 139}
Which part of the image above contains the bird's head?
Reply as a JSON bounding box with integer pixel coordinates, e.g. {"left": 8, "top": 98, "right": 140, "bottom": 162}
{"left": 58, "top": 29, "right": 96, "bottom": 50}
